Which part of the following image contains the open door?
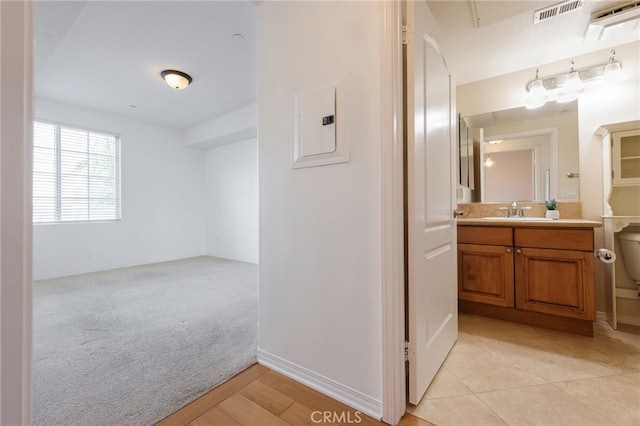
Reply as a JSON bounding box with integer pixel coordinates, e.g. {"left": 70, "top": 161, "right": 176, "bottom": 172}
{"left": 406, "top": 0, "right": 458, "bottom": 405}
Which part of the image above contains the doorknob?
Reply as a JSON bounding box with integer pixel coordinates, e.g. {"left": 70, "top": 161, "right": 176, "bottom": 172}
{"left": 453, "top": 210, "right": 464, "bottom": 218}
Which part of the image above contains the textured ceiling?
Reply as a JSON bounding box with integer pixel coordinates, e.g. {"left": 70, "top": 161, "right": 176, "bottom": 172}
{"left": 427, "top": 0, "right": 640, "bottom": 85}
{"left": 35, "top": 1, "right": 256, "bottom": 130}
{"left": 34, "top": 1, "right": 638, "bottom": 130}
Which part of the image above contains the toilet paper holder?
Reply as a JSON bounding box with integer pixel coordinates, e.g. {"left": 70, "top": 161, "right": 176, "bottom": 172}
{"left": 594, "top": 248, "right": 616, "bottom": 263}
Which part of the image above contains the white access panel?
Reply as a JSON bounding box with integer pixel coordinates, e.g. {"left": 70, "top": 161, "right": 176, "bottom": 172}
{"left": 300, "top": 86, "right": 336, "bottom": 156}
{"left": 292, "top": 82, "right": 350, "bottom": 169}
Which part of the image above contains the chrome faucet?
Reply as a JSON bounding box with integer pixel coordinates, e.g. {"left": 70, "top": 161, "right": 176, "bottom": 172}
{"left": 499, "top": 201, "right": 531, "bottom": 218}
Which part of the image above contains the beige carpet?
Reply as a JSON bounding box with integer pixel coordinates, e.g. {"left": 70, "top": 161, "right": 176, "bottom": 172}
{"left": 33, "top": 256, "right": 258, "bottom": 426}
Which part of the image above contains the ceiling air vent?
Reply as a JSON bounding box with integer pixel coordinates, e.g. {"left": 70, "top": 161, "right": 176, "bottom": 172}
{"left": 585, "top": 1, "right": 640, "bottom": 40}
{"left": 534, "top": 0, "right": 584, "bottom": 24}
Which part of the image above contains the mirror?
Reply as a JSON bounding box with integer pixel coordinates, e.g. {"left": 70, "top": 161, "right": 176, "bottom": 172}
{"left": 460, "top": 101, "right": 579, "bottom": 203}
{"left": 458, "top": 114, "right": 474, "bottom": 190}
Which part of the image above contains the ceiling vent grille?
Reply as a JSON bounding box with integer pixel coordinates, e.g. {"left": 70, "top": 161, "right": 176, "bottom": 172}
{"left": 593, "top": 1, "right": 640, "bottom": 20}
{"left": 585, "top": 1, "right": 640, "bottom": 40}
{"left": 534, "top": 0, "right": 584, "bottom": 24}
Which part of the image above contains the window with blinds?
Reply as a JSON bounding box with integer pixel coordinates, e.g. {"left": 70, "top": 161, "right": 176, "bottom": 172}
{"left": 33, "top": 121, "right": 121, "bottom": 223}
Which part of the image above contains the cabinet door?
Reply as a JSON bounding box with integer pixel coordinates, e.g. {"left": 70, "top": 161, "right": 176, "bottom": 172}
{"left": 458, "top": 243, "right": 514, "bottom": 307}
{"left": 515, "top": 247, "right": 595, "bottom": 320}
{"left": 612, "top": 129, "right": 640, "bottom": 186}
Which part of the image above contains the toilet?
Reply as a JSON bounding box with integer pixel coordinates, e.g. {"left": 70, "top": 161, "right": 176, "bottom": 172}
{"left": 618, "top": 231, "right": 640, "bottom": 285}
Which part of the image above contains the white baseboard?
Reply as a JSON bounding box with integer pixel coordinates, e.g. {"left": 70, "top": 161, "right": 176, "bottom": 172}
{"left": 596, "top": 311, "right": 640, "bottom": 327}
{"left": 257, "top": 348, "right": 382, "bottom": 420}
{"left": 617, "top": 314, "right": 640, "bottom": 327}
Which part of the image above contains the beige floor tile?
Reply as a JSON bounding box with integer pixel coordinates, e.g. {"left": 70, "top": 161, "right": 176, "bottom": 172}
{"left": 444, "top": 341, "right": 547, "bottom": 393}
{"left": 477, "top": 337, "right": 624, "bottom": 382}
{"left": 408, "top": 394, "right": 506, "bottom": 426}
{"left": 421, "top": 366, "right": 472, "bottom": 400}
{"left": 457, "top": 314, "right": 543, "bottom": 342}
{"left": 477, "top": 383, "right": 614, "bottom": 426}
{"left": 554, "top": 373, "right": 640, "bottom": 426}
{"left": 596, "top": 322, "right": 640, "bottom": 349}
{"left": 547, "top": 329, "right": 640, "bottom": 374}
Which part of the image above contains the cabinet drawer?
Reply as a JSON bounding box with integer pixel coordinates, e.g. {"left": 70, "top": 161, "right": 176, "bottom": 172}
{"left": 514, "top": 228, "right": 593, "bottom": 251}
{"left": 458, "top": 226, "right": 512, "bottom": 246}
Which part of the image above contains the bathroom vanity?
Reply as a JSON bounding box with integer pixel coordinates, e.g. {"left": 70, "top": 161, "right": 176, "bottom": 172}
{"left": 457, "top": 218, "right": 602, "bottom": 336}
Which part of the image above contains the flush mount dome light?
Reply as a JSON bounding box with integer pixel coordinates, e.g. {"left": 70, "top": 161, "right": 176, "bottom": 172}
{"left": 160, "top": 70, "right": 192, "bottom": 90}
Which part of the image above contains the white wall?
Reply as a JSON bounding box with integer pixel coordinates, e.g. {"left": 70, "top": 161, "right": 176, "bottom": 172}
{"left": 257, "top": 0, "right": 383, "bottom": 414}
{"left": 610, "top": 185, "right": 640, "bottom": 216}
{"left": 458, "top": 40, "right": 640, "bottom": 317}
{"left": 33, "top": 99, "right": 206, "bottom": 280}
{"left": 204, "top": 139, "right": 258, "bottom": 263}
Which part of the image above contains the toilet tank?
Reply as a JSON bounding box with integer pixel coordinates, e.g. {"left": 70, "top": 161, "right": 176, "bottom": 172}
{"left": 618, "top": 231, "right": 640, "bottom": 282}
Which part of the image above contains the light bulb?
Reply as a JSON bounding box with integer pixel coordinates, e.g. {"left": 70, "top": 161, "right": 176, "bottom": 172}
{"left": 558, "top": 71, "right": 584, "bottom": 103}
{"left": 525, "top": 78, "right": 548, "bottom": 109}
{"left": 604, "top": 61, "right": 627, "bottom": 83}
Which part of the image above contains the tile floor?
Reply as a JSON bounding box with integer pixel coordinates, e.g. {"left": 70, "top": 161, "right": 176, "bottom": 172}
{"left": 407, "top": 314, "right": 640, "bottom": 426}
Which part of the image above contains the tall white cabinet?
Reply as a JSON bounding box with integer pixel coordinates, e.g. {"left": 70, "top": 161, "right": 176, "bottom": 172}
{"left": 597, "top": 121, "right": 640, "bottom": 329}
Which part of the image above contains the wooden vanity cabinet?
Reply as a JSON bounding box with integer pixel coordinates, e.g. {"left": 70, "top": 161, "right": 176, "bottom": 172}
{"left": 458, "top": 227, "right": 514, "bottom": 307}
{"left": 458, "top": 225, "right": 596, "bottom": 336}
{"left": 514, "top": 228, "right": 596, "bottom": 321}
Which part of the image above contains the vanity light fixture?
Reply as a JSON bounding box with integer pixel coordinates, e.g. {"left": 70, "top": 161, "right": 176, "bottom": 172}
{"left": 160, "top": 70, "right": 193, "bottom": 90}
{"left": 558, "top": 61, "right": 585, "bottom": 103}
{"left": 484, "top": 155, "right": 495, "bottom": 167}
{"left": 525, "top": 69, "right": 548, "bottom": 109}
{"left": 525, "top": 50, "right": 627, "bottom": 108}
{"left": 604, "top": 49, "right": 628, "bottom": 82}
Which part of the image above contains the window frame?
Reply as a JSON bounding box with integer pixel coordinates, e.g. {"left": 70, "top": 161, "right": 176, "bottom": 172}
{"left": 33, "top": 119, "right": 122, "bottom": 224}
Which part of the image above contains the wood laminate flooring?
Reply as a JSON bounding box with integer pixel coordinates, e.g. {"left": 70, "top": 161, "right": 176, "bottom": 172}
{"left": 156, "top": 364, "right": 432, "bottom": 426}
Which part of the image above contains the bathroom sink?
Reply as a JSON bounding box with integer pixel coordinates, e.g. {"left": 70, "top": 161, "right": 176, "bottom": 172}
{"left": 480, "top": 217, "right": 553, "bottom": 221}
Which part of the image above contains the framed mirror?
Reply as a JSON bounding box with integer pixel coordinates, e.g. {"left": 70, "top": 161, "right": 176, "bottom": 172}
{"left": 460, "top": 101, "right": 579, "bottom": 203}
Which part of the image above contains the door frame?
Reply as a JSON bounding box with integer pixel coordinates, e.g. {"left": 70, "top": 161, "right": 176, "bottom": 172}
{"left": 0, "top": 1, "right": 34, "bottom": 424}
{"left": 5, "top": 1, "right": 408, "bottom": 424}
{"left": 380, "top": 1, "right": 407, "bottom": 424}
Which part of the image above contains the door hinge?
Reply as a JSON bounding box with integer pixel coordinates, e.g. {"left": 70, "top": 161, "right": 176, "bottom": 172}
{"left": 402, "top": 25, "right": 410, "bottom": 45}
{"left": 404, "top": 341, "right": 411, "bottom": 362}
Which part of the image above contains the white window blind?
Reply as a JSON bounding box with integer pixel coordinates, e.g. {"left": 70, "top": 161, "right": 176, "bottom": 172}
{"left": 33, "top": 121, "right": 121, "bottom": 223}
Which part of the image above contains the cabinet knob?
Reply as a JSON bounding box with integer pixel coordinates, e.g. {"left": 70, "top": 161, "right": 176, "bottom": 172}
{"left": 506, "top": 248, "right": 512, "bottom": 253}
{"left": 516, "top": 249, "right": 522, "bottom": 254}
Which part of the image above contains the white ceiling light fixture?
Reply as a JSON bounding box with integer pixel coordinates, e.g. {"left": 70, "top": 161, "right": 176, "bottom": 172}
{"left": 558, "top": 61, "right": 585, "bottom": 103}
{"left": 525, "top": 69, "right": 548, "bottom": 109}
{"left": 160, "top": 70, "right": 193, "bottom": 90}
{"left": 604, "top": 49, "right": 628, "bottom": 82}
{"left": 484, "top": 155, "right": 494, "bottom": 167}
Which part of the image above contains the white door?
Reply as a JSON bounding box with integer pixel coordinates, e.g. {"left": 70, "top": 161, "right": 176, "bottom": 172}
{"left": 406, "top": 0, "right": 458, "bottom": 405}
